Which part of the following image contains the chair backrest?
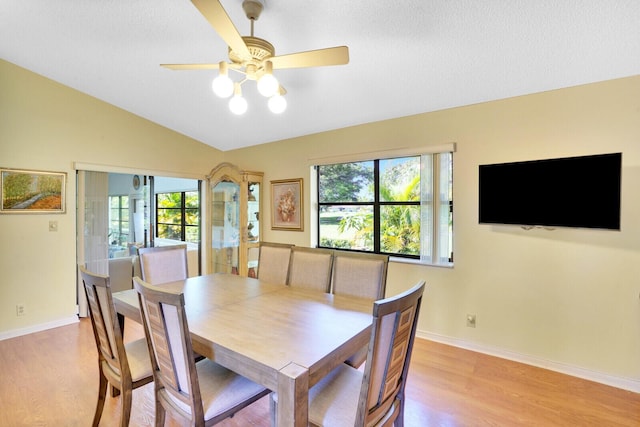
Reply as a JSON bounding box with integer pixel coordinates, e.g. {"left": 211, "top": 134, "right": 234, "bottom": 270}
{"left": 356, "top": 281, "right": 425, "bottom": 426}
{"left": 133, "top": 276, "right": 204, "bottom": 422}
{"left": 331, "top": 251, "right": 389, "bottom": 299}
{"left": 287, "top": 246, "right": 334, "bottom": 292}
{"left": 137, "top": 244, "right": 188, "bottom": 285}
{"left": 257, "top": 242, "right": 293, "bottom": 285}
{"left": 79, "top": 265, "right": 131, "bottom": 384}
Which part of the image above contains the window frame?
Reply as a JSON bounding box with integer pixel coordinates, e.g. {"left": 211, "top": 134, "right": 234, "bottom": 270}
{"left": 313, "top": 146, "right": 454, "bottom": 267}
{"left": 155, "top": 190, "right": 200, "bottom": 243}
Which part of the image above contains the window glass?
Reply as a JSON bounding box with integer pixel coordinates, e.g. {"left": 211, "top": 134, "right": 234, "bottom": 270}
{"left": 379, "top": 157, "right": 420, "bottom": 202}
{"left": 318, "top": 161, "right": 374, "bottom": 202}
{"left": 319, "top": 205, "right": 374, "bottom": 251}
{"left": 380, "top": 204, "right": 420, "bottom": 255}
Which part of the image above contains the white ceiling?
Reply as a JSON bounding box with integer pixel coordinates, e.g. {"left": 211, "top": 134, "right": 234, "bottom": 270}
{"left": 2, "top": 1, "right": 639, "bottom": 151}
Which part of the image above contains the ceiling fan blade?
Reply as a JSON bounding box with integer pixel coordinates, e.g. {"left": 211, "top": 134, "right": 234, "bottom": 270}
{"left": 161, "top": 63, "right": 220, "bottom": 70}
{"left": 192, "top": 0, "right": 251, "bottom": 61}
{"left": 269, "top": 46, "right": 349, "bottom": 69}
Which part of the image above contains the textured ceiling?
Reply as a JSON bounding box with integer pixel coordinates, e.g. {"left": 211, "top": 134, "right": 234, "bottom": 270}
{"left": 2, "top": 0, "right": 639, "bottom": 151}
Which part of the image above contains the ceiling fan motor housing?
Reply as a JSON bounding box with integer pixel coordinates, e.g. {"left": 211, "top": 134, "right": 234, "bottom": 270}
{"left": 229, "top": 36, "right": 275, "bottom": 66}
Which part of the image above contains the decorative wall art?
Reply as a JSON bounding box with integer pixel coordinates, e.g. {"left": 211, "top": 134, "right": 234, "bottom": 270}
{"left": 1, "top": 168, "right": 66, "bottom": 213}
{"left": 271, "top": 178, "right": 303, "bottom": 231}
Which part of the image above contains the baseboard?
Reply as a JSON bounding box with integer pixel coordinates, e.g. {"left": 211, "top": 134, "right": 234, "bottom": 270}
{"left": 416, "top": 330, "right": 640, "bottom": 393}
{"left": 0, "top": 316, "right": 79, "bottom": 341}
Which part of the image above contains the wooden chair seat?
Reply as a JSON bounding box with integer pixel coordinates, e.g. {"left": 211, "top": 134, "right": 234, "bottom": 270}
{"left": 122, "top": 338, "right": 154, "bottom": 382}
{"left": 307, "top": 363, "right": 362, "bottom": 426}
{"left": 175, "top": 359, "right": 267, "bottom": 421}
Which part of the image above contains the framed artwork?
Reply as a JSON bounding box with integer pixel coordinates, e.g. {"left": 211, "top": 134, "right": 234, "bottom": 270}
{"left": 1, "top": 168, "right": 66, "bottom": 213}
{"left": 271, "top": 178, "right": 303, "bottom": 231}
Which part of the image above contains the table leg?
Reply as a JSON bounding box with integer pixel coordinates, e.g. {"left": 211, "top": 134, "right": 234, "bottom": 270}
{"left": 277, "top": 363, "right": 309, "bottom": 427}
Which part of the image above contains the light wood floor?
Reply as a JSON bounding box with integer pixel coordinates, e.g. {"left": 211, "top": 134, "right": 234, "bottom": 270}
{"left": 0, "top": 318, "right": 638, "bottom": 426}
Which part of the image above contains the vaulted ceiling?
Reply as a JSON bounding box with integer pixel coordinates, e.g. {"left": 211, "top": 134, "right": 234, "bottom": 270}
{"left": 2, "top": 1, "right": 639, "bottom": 151}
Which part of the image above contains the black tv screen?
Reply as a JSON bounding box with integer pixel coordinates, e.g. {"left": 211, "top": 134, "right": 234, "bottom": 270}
{"left": 479, "top": 153, "right": 621, "bottom": 230}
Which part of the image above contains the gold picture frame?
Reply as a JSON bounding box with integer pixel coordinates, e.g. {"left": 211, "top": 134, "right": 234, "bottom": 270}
{"left": 271, "top": 178, "right": 303, "bottom": 231}
{"left": 1, "top": 168, "right": 66, "bottom": 213}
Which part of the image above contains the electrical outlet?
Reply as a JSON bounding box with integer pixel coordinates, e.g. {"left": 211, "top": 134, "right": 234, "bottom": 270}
{"left": 16, "top": 304, "right": 26, "bottom": 317}
{"left": 466, "top": 314, "right": 476, "bottom": 328}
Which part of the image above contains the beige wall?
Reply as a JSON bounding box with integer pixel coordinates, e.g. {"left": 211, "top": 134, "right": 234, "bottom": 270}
{"left": 0, "top": 60, "right": 223, "bottom": 333}
{"left": 3, "top": 58, "right": 640, "bottom": 390}
{"left": 224, "top": 75, "right": 640, "bottom": 390}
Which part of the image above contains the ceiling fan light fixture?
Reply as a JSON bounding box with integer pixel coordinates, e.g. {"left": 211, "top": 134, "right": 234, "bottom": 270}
{"left": 212, "top": 61, "right": 234, "bottom": 98}
{"left": 268, "top": 90, "right": 287, "bottom": 114}
{"left": 229, "top": 83, "right": 248, "bottom": 115}
{"left": 257, "top": 60, "right": 279, "bottom": 97}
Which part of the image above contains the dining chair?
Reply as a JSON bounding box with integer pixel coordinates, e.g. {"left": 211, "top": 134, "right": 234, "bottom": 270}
{"left": 331, "top": 251, "right": 389, "bottom": 299}
{"left": 257, "top": 242, "right": 293, "bottom": 285}
{"left": 270, "top": 281, "right": 425, "bottom": 427}
{"left": 286, "top": 246, "right": 334, "bottom": 292}
{"left": 137, "top": 244, "right": 188, "bottom": 285}
{"left": 133, "top": 277, "right": 270, "bottom": 426}
{"left": 79, "top": 266, "right": 154, "bottom": 427}
{"left": 331, "top": 251, "right": 389, "bottom": 368}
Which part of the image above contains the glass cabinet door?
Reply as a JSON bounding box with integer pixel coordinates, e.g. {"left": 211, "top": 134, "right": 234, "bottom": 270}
{"left": 211, "top": 180, "right": 240, "bottom": 274}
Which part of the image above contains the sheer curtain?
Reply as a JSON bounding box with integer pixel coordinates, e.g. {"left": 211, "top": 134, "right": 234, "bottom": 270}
{"left": 76, "top": 170, "right": 109, "bottom": 317}
{"left": 420, "top": 154, "right": 434, "bottom": 264}
{"left": 420, "top": 152, "right": 453, "bottom": 265}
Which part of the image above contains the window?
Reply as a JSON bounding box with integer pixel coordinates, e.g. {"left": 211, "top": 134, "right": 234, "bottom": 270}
{"left": 317, "top": 152, "right": 453, "bottom": 265}
{"left": 109, "top": 195, "right": 129, "bottom": 246}
{"left": 156, "top": 191, "right": 200, "bottom": 243}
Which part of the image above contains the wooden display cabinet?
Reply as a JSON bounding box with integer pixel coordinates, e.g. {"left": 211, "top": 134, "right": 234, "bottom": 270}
{"left": 207, "top": 163, "right": 262, "bottom": 277}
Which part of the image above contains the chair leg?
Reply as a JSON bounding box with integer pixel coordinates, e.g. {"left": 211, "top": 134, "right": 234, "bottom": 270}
{"left": 92, "top": 370, "right": 108, "bottom": 427}
{"left": 395, "top": 396, "right": 405, "bottom": 427}
{"left": 155, "top": 398, "right": 166, "bottom": 427}
{"left": 120, "top": 387, "right": 133, "bottom": 427}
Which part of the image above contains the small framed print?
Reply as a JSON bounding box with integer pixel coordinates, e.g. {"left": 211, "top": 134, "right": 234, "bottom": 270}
{"left": 1, "top": 168, "right": 66, "bottom": 213}
{"left": 271, "top": 178, "right": 303, "bottom": 231}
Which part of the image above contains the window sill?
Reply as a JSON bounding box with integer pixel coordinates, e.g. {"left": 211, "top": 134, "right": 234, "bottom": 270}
{"left": 389, "top": 256, "right": 454, "bottom": 269}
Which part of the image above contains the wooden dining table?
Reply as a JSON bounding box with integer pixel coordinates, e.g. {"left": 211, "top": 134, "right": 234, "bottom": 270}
{"left": 112, "top": 273, "right": 374, "bottom": 427}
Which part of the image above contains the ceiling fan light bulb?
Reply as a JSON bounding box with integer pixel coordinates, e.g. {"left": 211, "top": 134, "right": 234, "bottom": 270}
{"left": 212, "top": 75, "right": 234, "bottom": 98}
{"left": 229, "top": 95, "right": 248, "bottom": 115}
{"left": 268, "top": 94, "right": 287, "bottom": 114}
{"left": 257, "top": 73, "right": 279, "bottom": 97}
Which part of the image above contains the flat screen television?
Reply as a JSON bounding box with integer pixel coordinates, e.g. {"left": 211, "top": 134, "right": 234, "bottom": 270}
{"left": 478, "top": 153, "right": 621, "bottom": 230}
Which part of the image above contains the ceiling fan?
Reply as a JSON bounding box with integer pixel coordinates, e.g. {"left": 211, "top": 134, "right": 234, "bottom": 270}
{"left": 161, "top": 0, "right": 350, "bottom": 114}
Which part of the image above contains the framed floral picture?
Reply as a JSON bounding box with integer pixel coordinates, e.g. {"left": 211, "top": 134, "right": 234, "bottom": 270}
{"left": 271, "top": 178, "right": 303, "bottom": 231}
{"left": 1, "top": 168, "right": 66, "bottom": 213}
